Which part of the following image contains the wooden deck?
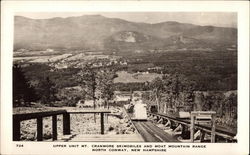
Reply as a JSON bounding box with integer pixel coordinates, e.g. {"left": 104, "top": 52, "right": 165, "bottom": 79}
{"left": 57, "top": 134, "right": 144, "bottom": 142}
{"left": 66, "top": 109, "right": 111, "bottom": 113}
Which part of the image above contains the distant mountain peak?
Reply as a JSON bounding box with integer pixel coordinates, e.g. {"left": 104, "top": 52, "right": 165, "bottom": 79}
{"left": 14, "top": 15, "right": 237, "bottom": 51}
{"left": 15, "top": 16, "right": 31, "bottom": 20}
{"left": 164, "top": 21, "right": 180, "bottom": 24}
{"left": 84, "top": 14, "right": 104, "bottom": 17}
{"left": 71, "top": 14, "right": 107, "bottom": 19}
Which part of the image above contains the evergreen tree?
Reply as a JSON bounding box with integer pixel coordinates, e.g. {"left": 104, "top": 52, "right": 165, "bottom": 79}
{"left": 77, "top": 65, "right": 97, "bottom": 108}
{"left": 96, "top": 69, "right": 116, "bottom": 108}
{"left": 13, "top": 64, "right": 38, "bottom": 107}
{"left": 38, "top": 77, "right": 57, "bottom": 106}
{"left": 150, "top": 77, "right": 165, "bottom": 112}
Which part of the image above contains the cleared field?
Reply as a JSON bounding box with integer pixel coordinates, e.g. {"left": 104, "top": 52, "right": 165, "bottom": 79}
{"left": 114, "top": 71, "right": 162, "bottom": 83}
{"left": 14, "top": 54, "right": 72, "bottom": 63}
{"left": 48, "top": 54, "right": 72, "bottom": 62}
{"left": 13, "top": 56, "right": 53, "bottom": 62}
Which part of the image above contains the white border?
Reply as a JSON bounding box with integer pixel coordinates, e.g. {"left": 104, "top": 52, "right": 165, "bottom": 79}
{"left": 1, "top": 1, "right": 249, "bottom": 155}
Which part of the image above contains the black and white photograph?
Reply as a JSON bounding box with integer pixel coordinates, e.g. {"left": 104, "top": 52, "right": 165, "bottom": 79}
{"left": 1, "top": 1, "right": 249, "bottom": 155}
{"left": 12, "top": 12, "right": 238, "bottom": 143}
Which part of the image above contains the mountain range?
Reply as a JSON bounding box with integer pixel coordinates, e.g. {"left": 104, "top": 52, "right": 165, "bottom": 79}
{"left": 14, "top": 15, "right": 237, "bottom": 53}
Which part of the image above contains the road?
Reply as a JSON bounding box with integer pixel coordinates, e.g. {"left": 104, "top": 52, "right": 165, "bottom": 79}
{"left": 133, "top": 121, "right": 179, "bottom": 142}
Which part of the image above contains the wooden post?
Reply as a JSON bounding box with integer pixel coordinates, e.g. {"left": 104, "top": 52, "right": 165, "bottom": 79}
{"left": 200, "top": 131, "right": 205, "bottom": 142}
{"left": 157, "top": 118, "right": 163, "bottom": 124}
{"left": 63, "top": 113, "right": 70, "bottom": 135}
{"left": 190, "top": 115, "right": 195, "bottom": 142}
{"left": 37, "top": 117, "right": 43, "bottom": 141}
{"left": 100, "top": 112, "right": 104, "bottom": 134}
{"left": 173, "top": 124, "right": 182, "bottom": 133}
{"left": 164, "top": 119, "right": 171, "bottom": 127}
{"left": 52, "top": 115, "right": 57, "bottom": 140}
{"left": 181, "top": 124, "right": 187, "bottom": 138}
{"left": 191, "top": 111, "right": 216, "bottom": 143}
{"left": 211, "top": 114, "right": 216, "bottom": 143}
{"left": 13, "top": 117, "right": 20, "bottom": 141}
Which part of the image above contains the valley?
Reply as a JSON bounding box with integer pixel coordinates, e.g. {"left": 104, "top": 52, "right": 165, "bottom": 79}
{"left": 12, "top": 14, "right": 238, "bottom": 142}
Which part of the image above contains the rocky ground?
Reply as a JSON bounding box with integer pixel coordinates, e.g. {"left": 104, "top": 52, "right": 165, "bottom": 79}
{"left": 14, "top": 106, "right": 136, "bottom": 141}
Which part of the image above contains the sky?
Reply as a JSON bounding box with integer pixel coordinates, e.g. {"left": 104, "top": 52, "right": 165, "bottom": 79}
{"left": 16, "top": 12, "right": 237, "bottom": 28}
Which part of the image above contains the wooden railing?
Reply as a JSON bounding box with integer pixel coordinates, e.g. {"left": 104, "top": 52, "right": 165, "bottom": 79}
{"left": 67, "top": 109, "right": 111, "bottom": 135}
{"left": 13, "top": 110, "right": 69, "bottom": 141}
{"left": 13, "top": 109, "right": 111, "bottom": 141}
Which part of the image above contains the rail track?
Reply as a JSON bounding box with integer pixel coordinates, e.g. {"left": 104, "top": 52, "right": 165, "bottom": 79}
{"left": 123, "top": 107, "right": 236, "bottom": 142}
{"left": 148, "top": 112, "right": 237, "bottom": 142}
{"left": 124, "top": 107, "right": 179, "bottom": 142}
{"left": 132, "top": 121, "right": 179, "bottom": 142}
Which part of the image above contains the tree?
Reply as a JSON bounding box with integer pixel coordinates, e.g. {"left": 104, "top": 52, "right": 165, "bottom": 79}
{"left": 76, "top": 65, "right": 98, "bottom": 122}
{"left": 38, "top": 77, "right": 57, "bottom": 106}
{"left": 13, "top": 64, "right": 38, "bottom": 107}
{"left": 178, "top": 75, "right": 197, "bottom": 110}
{"left": 150, "top": 77, "right": 165, "bottom": 113}
{"left": 148, "top": 73, "right": 197, "bottom": 113}
{"left": 96, "top": 69, "right": 116, "bottom": 108}
{"left": 164, "top": 74, "right": 196, "bottom": 110}
{"left": 57, "top": 87, "right": 84, "bottom": 107}
{"left": 77, "top": 65, "right": 98, "bottom": 108}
